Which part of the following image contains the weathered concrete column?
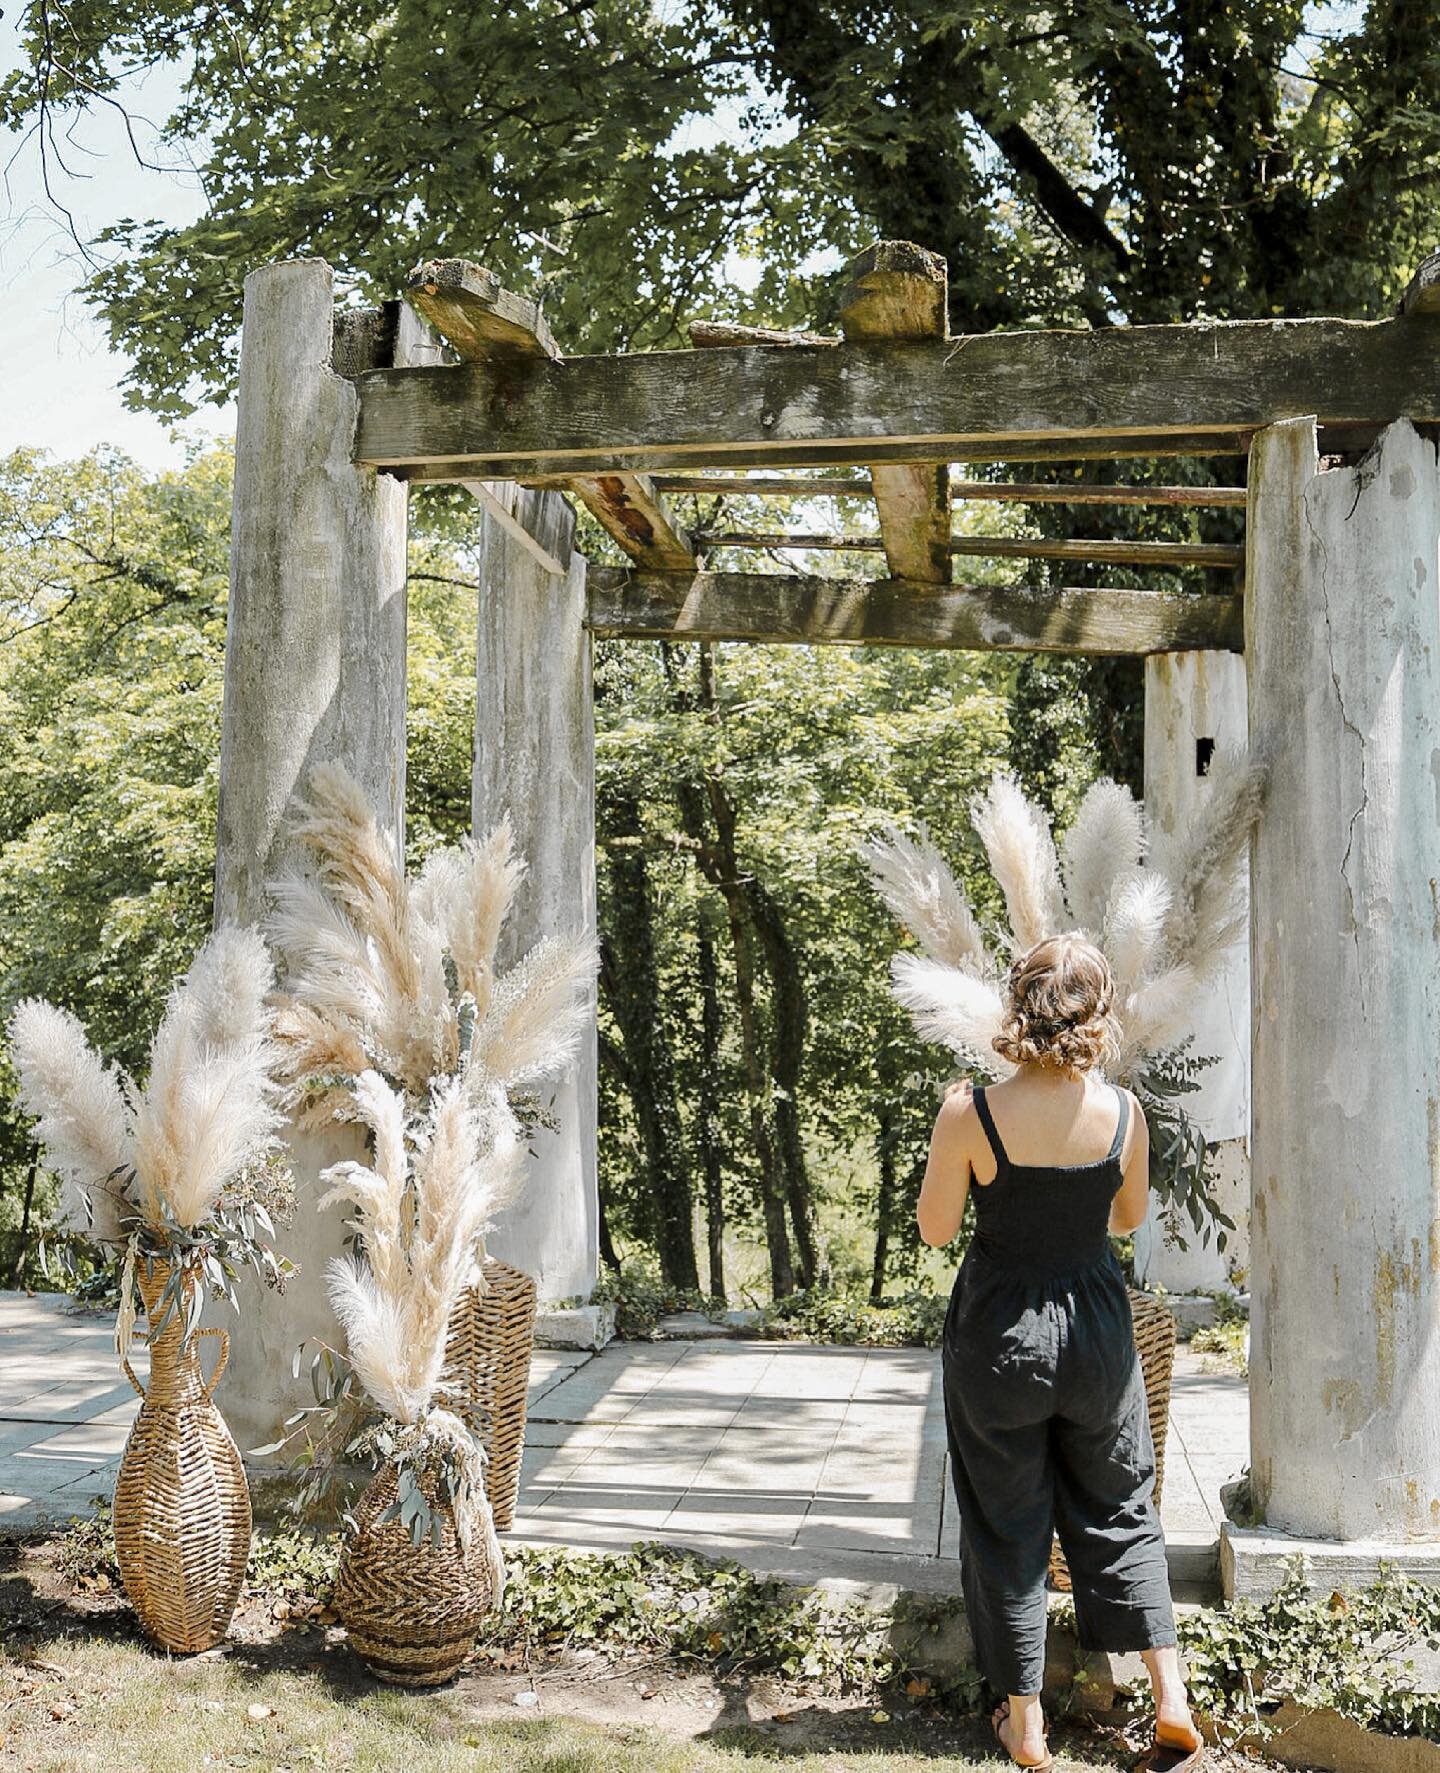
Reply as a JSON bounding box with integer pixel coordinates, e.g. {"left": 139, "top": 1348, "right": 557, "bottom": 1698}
{"left": 213, "top": 259, "right": 413, "bottom": 1453}
{"left": 470, "top": 484, "right": 601, "bottom": 1328}
{"left": 1135, "top": 651, "right": 1251, "bottom": 1295}
{"left": 1226, "top": 416, "right": 1440, "bottom": 1593}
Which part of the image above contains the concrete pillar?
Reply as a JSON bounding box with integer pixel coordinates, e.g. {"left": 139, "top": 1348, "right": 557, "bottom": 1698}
{"left": 470, "top": 485, "right": 599, "bottom": 1313}
{"left": 1235, "top": 415, "right": 1440, "bottom": 1577}
{"left": 1135, "top": 651, "right": 1251, "bottom": 1294}
{"left": 213, "top": 260, "right": 413, "bottom": 1454}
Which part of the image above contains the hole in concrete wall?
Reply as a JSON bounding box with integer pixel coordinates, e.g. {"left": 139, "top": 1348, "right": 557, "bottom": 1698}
{"left": 1196, "top": 736, "right": 1215, "bottom": 777}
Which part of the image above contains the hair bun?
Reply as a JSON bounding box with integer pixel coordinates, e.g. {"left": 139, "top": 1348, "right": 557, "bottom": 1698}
{"left": 992, "top": 933, "right": 1118, "bottom": 1075}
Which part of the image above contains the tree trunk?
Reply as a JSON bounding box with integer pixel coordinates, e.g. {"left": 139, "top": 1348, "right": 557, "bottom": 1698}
{"left": 596, "top": 788, "right": 700, "bottom": 1292}
{"left": 666, "top": 656, "right": 795, "bottom": 1297}
{"left": 696, "top": 916, "right": 728, "bottom": 1302}
{"left": 7, "top": 1159, "right": 37, "bottom": 1287}
{"left": 871, "top": 1112, "right": 896, "bottom": 1302}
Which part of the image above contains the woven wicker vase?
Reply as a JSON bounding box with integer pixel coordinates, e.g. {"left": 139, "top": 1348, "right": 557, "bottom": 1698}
{"left": 1048, "top": 1288, "right": 1177, "bottom": 1592}
{"left": 332, "top": 1456, "right": 502, "bottom": 1686}
{"left": 112, "top": 1259, "right": 252, "bottom": 1653}
{"left": 441, "top": 1257, "right": 538, "bottom": 1531}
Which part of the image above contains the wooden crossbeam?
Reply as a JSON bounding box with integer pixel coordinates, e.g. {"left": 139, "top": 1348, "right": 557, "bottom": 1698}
{"left": 653, "top": 474, "right": 1249, "bottom": 507}
{"left": 838, "top": 242, "right": 951, "bottom": 584}
{"left": 405, "top": 257, "right": 693, "bottom": 570}
{"left": 407, "top": 259, "right": 561, "bottom": 362}
{"left": 1400, "top": 251, "right": 1440, "bottom": 317}
{"left": 354, "top": 312, "right": 1423, "bottom": 476}
{"left": 692, "top": 532, "right": 1244, "bottom": 569}
{"left": 689, "top": 320, "right": 839, "bottom": 348}
{"left": 585, "top": 568, "right": 1243, "bottom": 655}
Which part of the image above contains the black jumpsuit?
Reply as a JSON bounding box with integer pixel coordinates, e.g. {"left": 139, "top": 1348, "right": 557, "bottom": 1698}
{"left": 942, "top": 1082, "right": 1176, "bottom": 1698}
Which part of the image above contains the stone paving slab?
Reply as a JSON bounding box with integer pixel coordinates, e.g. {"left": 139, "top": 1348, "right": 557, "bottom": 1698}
{"left": 0, "top": 1291, "right": 1248, "bottom": 1600}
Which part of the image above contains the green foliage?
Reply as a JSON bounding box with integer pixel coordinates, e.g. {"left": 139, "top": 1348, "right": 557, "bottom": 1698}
{"left": 1190, "top": 1293, "right": 1250, "bottom": 1377}
{"left": 758, "top": 1287, "right": 949, "bottom": 1349}
{"left": 243, "top": 1526, "right": 341, "bottom": 1603}
{"left": 8, "top": 0, "right": 1440, "bottom": 416}
{"left": 1131, "top": 1042, "right": 1235, "bottom": 1253}
{"left": 1178, "top": 1561, "right": 1440, "bottom": 1743}
{"left": 49, "top": 1515, "right": 977, "bottom": 1699}
{"left": 52, "top": 1504, "right": 121, "bottom": 1592}
{"left": 589, "top": 1264, "right": 725, "bottom": 1341}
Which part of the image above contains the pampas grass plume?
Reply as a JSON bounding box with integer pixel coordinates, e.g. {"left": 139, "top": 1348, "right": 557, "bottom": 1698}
{"left": 857, "top": 824, "right": 987, "bottom": 971}
{"left": 7, "top": 999, "right": 134, "bottom": 1242}
{"left": 1061, "top": 779, "right": 1145, "bottom": 937}
{"left": 970, "top": 775, "right": 1066, "bottom": 953}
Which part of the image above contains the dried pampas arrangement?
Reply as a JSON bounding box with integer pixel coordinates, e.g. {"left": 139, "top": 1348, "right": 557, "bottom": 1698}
{"left": 861, "top": 752, "right": 1266, "bottom": 1238}
{"left": 7, "top": 926, "right": 290, "bottom": 1279}
{"left": 318, "top": 1070, "right": 517, "bottom": 1683}
{"left": 6, "top": 926, "right": 293, "bottom": 1656}
{"left": 267, "top": 763, "right": 597, "bottom": 1124}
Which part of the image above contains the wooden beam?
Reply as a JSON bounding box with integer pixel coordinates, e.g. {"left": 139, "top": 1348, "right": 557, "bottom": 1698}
{"left": 836, "top": 240, "right": 950, "bottom": 341}
{"left": 566, "top": 471, "right": 695, "bottom": 570}
{"left": 585, "top": 568, "right": 1243, "bottom": 655}
{"left": 460, "top": 480, "right": 566, "bottom": 576}
{"left": 653, "top": 473, "right": 1249, "bottom": 507}
{"left": 406, "top": 259, "right": 562, "bottom": 362}
{"left": 407, "top": 257, "right": 692, "bottom": 568}
{"left": 1399, "top": 251, "right": 1440, "bottom": 317}
{"left": 693, "top": 532, "right": 1244, "bottom": 569}
{"left": 838, "top": 241, "right": 951, "bottom": 584}
{"left": 354, "top": 315, "right": 1423, "bottom": 475}
{"left": 689, "top": 320, "right": 839, "bottom": 348}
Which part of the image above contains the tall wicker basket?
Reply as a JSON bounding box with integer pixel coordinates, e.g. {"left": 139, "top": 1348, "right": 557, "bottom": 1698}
{"left": 112, "top": 1258, "right": 252, "bottom": 1653}
{"left": 441, "top": 1257, "right": 537, "bottom": 1531}
{"left": 1047, "top": 1288, "right": 1176, "bottom": 1592}
{"left": 333, "top": 1453, "right": 503, "bottom": 1686}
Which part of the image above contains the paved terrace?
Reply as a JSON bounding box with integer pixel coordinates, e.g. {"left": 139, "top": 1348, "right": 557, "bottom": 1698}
{"left": 0, "top": 1292, "right": 1246, "bottom": 1596}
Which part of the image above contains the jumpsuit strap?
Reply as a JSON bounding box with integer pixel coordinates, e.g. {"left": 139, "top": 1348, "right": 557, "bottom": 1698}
{"left": 973, "top": 1085, "right": 1009, "bottom": 1172}
{"left": 1106, "top": 1084, "right": 1130, "bottom": 1163}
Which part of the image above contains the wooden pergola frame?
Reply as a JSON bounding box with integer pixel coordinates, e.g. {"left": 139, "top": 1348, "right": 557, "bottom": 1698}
{"left": 322, "top": 242, "right": 1440, "bottom": 658}
{"left": 216, "top": 242, "right": 1440, "bottom": 1588}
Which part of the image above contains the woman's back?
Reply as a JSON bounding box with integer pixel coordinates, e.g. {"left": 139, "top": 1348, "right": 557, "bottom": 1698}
{"left": 967, "top": 1079, "right": 1129, "bottom": 1276}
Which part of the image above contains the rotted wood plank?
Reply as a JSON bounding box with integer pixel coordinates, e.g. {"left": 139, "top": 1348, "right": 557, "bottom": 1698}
{"left": 838, "top": 241, "right": 951, "bottom": 584}
{"left": 407, "top": 259, "right": 562, "bottom": 362}
{"left": 585, "top": 567, "right": 1243, "bottom": 655}
{"left": 654, "top": 473, "right": 1248, "bottom": 507}
{"left": 407, "top": 257, "right": 691, "bottom": 566}
{"left": 689, "top": 320, "right": 839, "bottom": 348}
{"left": 1399, "top": 252, "right": 1440, "bottom": 317}
{"left": 354, "top": 313, "right": 1422, "bottom": 474}
{"left": 693, "top": 532, "right": 1245, "bottom": 569}
{"left": 567, "top": 471, "right": 695, "bottom": 570}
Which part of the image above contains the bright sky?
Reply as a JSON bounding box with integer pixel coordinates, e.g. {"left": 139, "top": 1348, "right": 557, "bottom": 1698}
{"left": 0, "top": 20, "right": 231, "bottom": 471}
{"left": 0, "top": 4, "right": 1363, "bottom": 474}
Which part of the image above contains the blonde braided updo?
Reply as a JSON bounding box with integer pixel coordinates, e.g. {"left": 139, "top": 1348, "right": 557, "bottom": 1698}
{"left": 992, "top": 933, "right": 1119, "bottom": 1076}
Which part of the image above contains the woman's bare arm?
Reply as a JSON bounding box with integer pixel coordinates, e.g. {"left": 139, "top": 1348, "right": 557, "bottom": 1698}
{"left": 917, "top": 1082, "right": 975, "bottom": 1247}
{"left": 1108, "top": 1089, "right": 1151, "bottom": 1235}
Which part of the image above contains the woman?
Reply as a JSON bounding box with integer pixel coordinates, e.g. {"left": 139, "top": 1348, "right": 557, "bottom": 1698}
{"left": 918, "top": 933, "right": 1202, "bottom": 1773}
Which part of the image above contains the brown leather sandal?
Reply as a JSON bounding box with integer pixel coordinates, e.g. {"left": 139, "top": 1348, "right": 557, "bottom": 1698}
{"left": 991, "top": 1701, "right": 1054, "bottom": 1772}
{"left": 1135, "top": 1723, "right": 1205, "bottom": 1773}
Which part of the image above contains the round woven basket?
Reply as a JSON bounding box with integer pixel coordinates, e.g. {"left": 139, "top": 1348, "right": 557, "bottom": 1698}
{"left": 1047, "top": 1287, "right": 1176, "bottom": 1592}
{"left": 441, "top": 1257, "right": 537, "bottom": 1531}
{"left": 333, "top": 1455, "right": 502, "bottom": 1685}
{"left": 112, "top": 1257, "right": 252, "bottom": 1653}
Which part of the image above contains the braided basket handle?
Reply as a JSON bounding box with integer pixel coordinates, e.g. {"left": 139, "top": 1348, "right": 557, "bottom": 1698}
{"left": 196, "top": 1326, "right": 230, "bottom": 1399}
{"left": 120, "top": 1328, "right": 230, "bottom": 1400}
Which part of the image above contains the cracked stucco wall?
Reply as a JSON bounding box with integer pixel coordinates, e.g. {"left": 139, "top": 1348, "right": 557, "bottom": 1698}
{"left": 1246, "top": 415, "right": 1440, "bottom": 1543}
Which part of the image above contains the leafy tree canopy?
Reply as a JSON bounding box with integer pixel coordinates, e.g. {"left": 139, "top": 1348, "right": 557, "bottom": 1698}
{"left": 4, "top": 1, "right": 1438, "bottom": 415}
